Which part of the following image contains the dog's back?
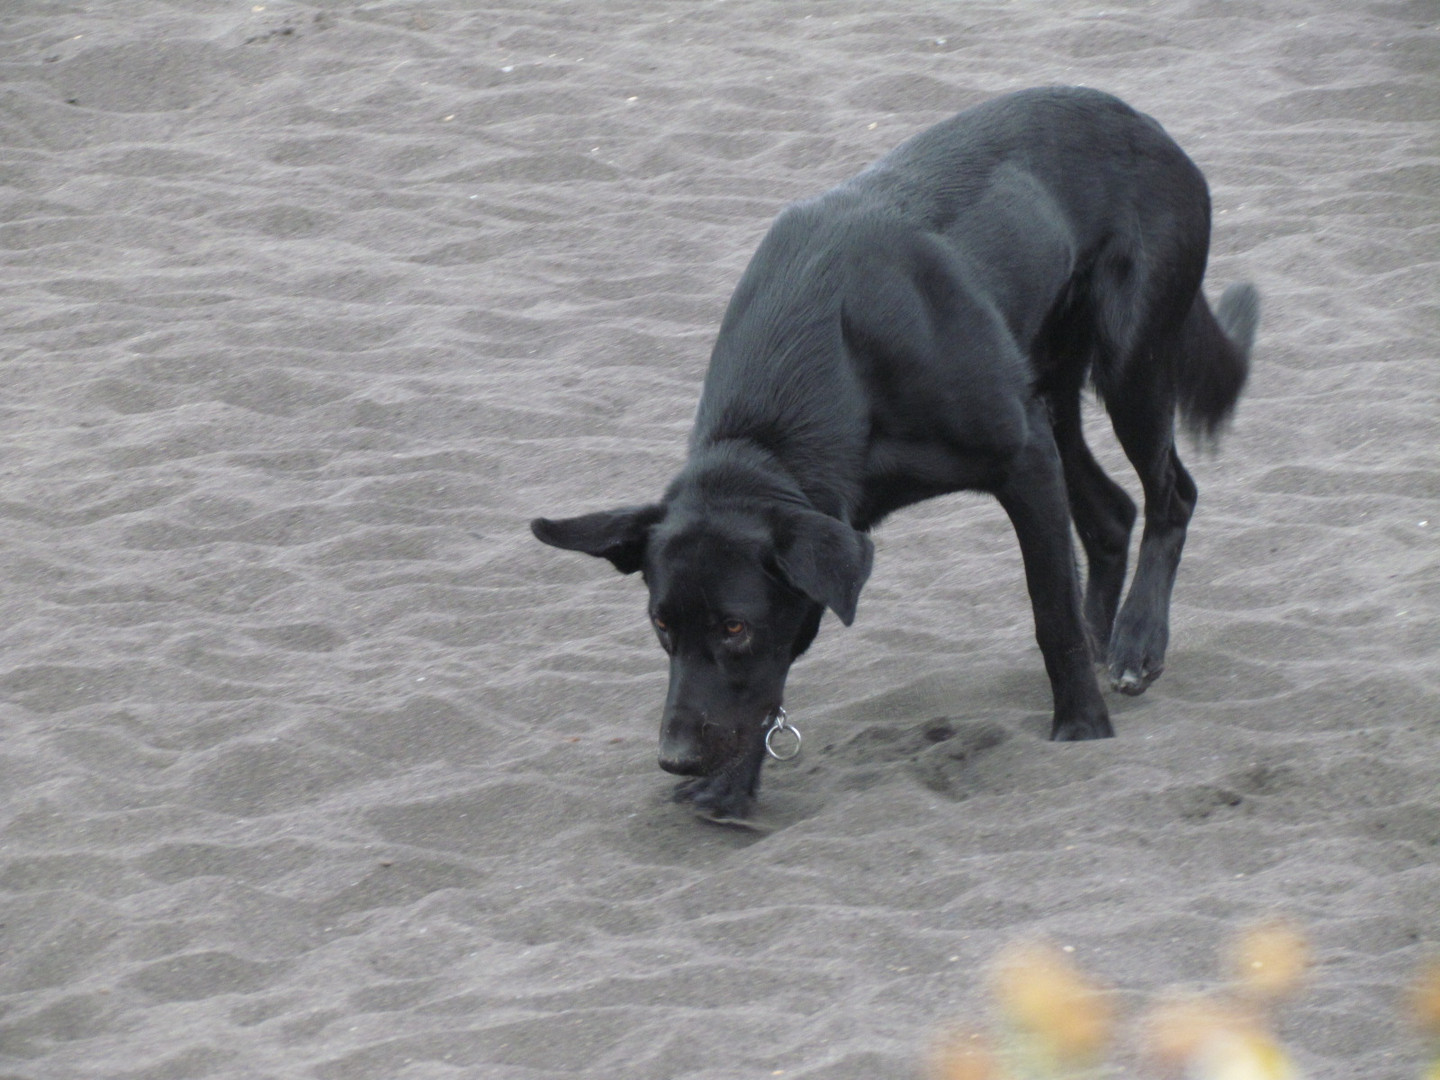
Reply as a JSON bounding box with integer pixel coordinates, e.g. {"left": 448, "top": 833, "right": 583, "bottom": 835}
{"left": 697, "top": 87, "right": 1245, "bottom": 469}
{"left": 851, "top": 87, "right": 1202, "bottom": 236}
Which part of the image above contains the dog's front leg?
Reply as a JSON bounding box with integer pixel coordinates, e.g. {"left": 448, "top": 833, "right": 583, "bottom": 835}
{"left": 994, "top": 403, "right": 1114, "bottom": 741}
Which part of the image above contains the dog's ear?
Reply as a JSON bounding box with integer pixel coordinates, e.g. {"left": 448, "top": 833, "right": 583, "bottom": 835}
{"left": 771, "top": 509, "right": 874, "bottom": 626}
{"left": 530, "top": 504, "right": 665, "bottom": 574}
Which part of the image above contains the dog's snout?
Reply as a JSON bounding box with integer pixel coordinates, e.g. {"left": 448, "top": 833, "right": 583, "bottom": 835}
{"left": 659, "top": 729, "right": 704, "bottom": 774}
{"left": 658, "top": 750, "right": 704, "bottom": 776}
{"left": 659, "top": 712, "right": 705, "bottom": 775}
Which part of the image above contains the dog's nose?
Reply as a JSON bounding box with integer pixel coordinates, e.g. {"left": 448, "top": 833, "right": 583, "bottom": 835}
{"left": 658, "top": 728, "right": 704, "bottom": 775}
{"left": 658, "top": 750, "right": 704, "bottom": 776}
{"left": 659, "top": 710, "right": 705, "bottom": 775}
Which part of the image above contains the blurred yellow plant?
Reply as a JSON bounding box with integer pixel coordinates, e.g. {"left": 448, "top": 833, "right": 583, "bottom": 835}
{"left": 1413, "top": 956, "right": 1440, "bottom": 1080}
{"left": 1139, "top": 918, "right": 1307, "bottom": 1080}
{"left": 1412, "top": 957, "right": 1440, "bottom": 1036}
{"left": 1143, "top": 993, "right": 1258, "bottom": 1067}
{"left": 1143, "top": 992, "right": 1297, "bottom": 1080}
{"left": 927, "top": 921, "right": 1440, "bottom": 1080}
{"left": 990, "top": 939, "right": 1114, "bottom": 1071}
{"left": 928, "top": 1029, "right": 1001, "bottom": 1080}
{"left": 1189, "top": 1030, "right": 1299, "bottom": 1080}
{"left": 1228, "top": 919, "right": 1311, "bottom": 1005}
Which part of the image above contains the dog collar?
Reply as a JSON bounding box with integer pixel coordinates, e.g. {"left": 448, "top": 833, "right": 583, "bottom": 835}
{"left": 763, "top": 707, "right": 802, "bottom": 761}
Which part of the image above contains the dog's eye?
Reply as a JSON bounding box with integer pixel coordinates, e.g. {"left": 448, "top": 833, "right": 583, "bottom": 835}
{"left": 723, "top": 619, "right": 746, "bottom": 637}
{"left": 653, "top": 615, "right": 668, "bottom": 632}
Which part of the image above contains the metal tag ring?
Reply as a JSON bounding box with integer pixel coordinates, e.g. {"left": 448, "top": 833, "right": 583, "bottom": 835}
{"left": 763, "top": 707, "right": 802, "bottom": 762}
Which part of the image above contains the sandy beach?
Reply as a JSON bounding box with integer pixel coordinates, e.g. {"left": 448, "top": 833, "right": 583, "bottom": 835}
{"left": 0, "top": 1, "right": 1437, "bottom": 1076}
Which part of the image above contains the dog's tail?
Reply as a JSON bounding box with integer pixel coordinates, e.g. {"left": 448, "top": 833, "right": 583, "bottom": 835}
{"left": 1176, "top": 282, "right": 1259, "bottom": 439}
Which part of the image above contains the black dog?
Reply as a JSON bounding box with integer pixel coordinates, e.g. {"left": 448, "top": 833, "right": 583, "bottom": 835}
{"left": 532, "top": 87, "right": 1258, "bottom": 819}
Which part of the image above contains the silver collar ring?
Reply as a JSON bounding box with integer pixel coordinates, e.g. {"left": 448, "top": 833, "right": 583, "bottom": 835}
{"left": 763, "top": 707, "right": 802, "bottom": 762}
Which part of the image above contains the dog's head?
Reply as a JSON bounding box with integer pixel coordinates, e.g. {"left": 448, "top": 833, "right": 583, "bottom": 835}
{"left": 531, "top": 498, "right": 872, "bottom": 781}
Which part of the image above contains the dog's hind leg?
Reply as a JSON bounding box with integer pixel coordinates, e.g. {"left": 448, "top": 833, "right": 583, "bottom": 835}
{"left": 1103, "top": 359, "right": 1197, "bottom": 696}
{"left": 1048, "top": 369, "right": 1137, "bottom": 656}
{"left": 1104, "top": 279, "right": 1257, "bottom": 694}
{"left": 995, "top": 397, "right": 1113, "bottom": 740}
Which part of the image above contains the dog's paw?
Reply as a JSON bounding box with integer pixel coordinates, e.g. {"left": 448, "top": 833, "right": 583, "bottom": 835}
{"left": 672, "top": 769, "right": 757, "bottom": 820}
{"left": 1050, "top": 709, "right": 1114, "bottom": 741}
{"left": 1107, "top": 622, "right": 1168, "bottom": 696}
{"left": 1107, "top": 653, "right": 1164, "bottom": 695}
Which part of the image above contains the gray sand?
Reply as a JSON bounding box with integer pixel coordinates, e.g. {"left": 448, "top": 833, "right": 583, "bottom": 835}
{"left": 0, "top": 2, "right": 1436, "bottom": 1077}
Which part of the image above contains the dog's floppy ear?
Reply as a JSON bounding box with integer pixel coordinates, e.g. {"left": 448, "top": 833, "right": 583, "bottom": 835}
{"left": 530, "top": 504, "right": 665, "bottom": 574}
{"left": 771, "top": 509, "right": 874, "bottom": 626}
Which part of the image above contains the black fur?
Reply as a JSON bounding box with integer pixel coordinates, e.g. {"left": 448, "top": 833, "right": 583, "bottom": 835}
{"left": 532, "top": 87, "right": 1258, "bottom": 818}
